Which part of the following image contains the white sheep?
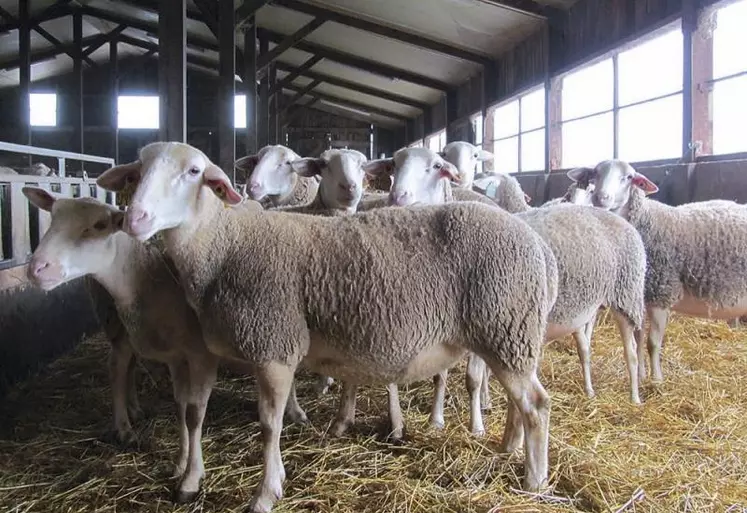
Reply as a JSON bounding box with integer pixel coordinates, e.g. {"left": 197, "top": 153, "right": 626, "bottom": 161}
{"left": 440, "top": 141, "right": 494, "bottom": 188}
{"left": 234, "top": 144, "right": 320, "bottom": 208}
{"left": 22, "top": 189, "right": 308, "bottom": 504}
{"left": 367, "top": 150, "right": 647, "bottom": 408}
{"left": 97, "top": 141, "right": 559, "bottom": 511}
{"left": 568, "top": 159, "right": 747, "bottom": 383}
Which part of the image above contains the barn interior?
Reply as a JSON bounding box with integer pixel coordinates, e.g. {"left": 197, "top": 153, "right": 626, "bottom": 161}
{"left": 1, "top": 0, "right": 747, "bottom": 511}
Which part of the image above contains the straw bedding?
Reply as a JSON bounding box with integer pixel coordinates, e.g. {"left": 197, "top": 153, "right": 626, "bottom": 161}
{"left": 1, "top": 313, "right": 746, "bottom": 513}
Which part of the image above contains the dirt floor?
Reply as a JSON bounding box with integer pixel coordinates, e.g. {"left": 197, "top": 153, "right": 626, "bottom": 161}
{"left": 1, "top": 312, "right": 746, "bottom": 513}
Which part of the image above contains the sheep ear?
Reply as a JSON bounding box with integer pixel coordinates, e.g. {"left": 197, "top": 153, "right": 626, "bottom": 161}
{"left": 291, "top": 157, "right": 326, "bottom": 178}
{"left": 440, "top": 161, "right": 460, "bottom": 182}
{"left": 567, "top": 166, "right": 594, "bottom": 184}
{"left": 477, "top": 150, "right": 494, "bottom": 161}
{"left": 362, "top": 158, "right": 395, "bottom": 177}
{"left": 97, "top": 161, "right": 141, "bottom": 192}
{"left": 632, "top": 172, "right": 658, "bottom": 195}
{"left": 203, "top": 164, "right": 244, "bottom": 205}
{"left": 23, "top": 186, "right": 57, "bottom": 212}
{"left": 234, "top": 154, "right": 259, "bottom": 173}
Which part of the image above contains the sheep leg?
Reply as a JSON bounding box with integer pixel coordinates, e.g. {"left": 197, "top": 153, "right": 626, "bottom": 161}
{"left": 386, "top": 383, "right": 405, "bottom": 440}
{"left": 108, "top": 340, "right": 137, "bottom": 447}
{"left": 635, "top": 326, "right": 647, "bottom": 382}
{"left": 612, "top": 311, "right": 641, "bottom": 404}
{"left": 174, "top": 355, "right": 219, "bottom": 504}
{"left": 572, "top": 329, "right": 595, "bottom": 398}
{"left": 248, "top": 362, "right": 296, "bottom": 513}
{"left": 646, "top": 306, "right": 669, "bottom": 383}
{"left": 491, "top": 365, "right": 550, "bottom": 493}
{"left": 315, "top": 375, "right": 334, "bottom": 395}
{"left": 126, "top": 356, "right": 143, "bottom": 421}
{"left": 429, "top": 370, "right": 447, "bottom": 429}
{"left": 331, "top": 382, "right": 357, "bottom": 437}
{"left": 465, "top": 355, "right": 486, "bottom": 436}
{"left": 284, "top": 380, "right": 309, "bottom": 424}
{"left": 584, "top": 309, "right": 598, "bottom": 344}
{"left": 480, "top": 365, "right": 492, "bottom": 410}
{"left": 168, "top": 360, "right": 190, "bottom": 479}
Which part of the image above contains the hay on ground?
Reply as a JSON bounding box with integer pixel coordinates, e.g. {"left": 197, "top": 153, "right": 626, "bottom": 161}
{"left": 1, "top": 314, "right": 747, "bottom": 512}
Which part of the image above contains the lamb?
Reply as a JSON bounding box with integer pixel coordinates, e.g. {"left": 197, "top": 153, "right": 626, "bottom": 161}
{"left": 367, "top": 152, "right": 647, "bottom": 407}
{"left": 21, "top": 189, "right": 308, "bottom": 503}
{"left": 234, "top": 144, "right": 320, "bottom": 208}
{"left": 97, "top": 141, "right": 559, "bottom": 511}
{"left": 440, "top": 141, "right": 495, "bottom": 188}
{"left": 568, "top": 159, "right": 747, "bottom": 383}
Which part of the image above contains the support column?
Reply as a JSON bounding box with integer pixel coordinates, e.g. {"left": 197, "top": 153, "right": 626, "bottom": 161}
{"left": 18, "top": 0, "right": 30, "bottom": 148}
{"left": 268, "top": 63, "right": 277, "bottom": 144}
{"left": 445, "top": 89, "right": 457, "bottom": 143}
{"left": 72, "top": 9, "right": 83, "bottom": 158}
{"left": 158, "top": 0, "right": 186, "bottom": 142}
{"left": 690, "top": 4, "right": 715, "bottom": 157}
{"left": 258, "top": 33, "right": 269, "bottom": 147}
{"left": 218, "top": 0, "right": 236, "bottom": 177}
{"left": 110, "top": 37, "right": 119, "bottom": 161}
{"left": 546, "top": 77, "right": 563, "bottom": 171}
{"left": 243, "top": 20, "right": 257, "bottom": 155}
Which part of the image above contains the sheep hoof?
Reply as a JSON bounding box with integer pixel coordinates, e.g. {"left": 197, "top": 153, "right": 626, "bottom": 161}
{"left": 331, "top": 420, "right": 352, "bottom": 437}
{"left": 128, "top": 404, "right": 144, "bottom": 421}
{"left": 498, "top": 439, "right": 522, "bottom": 454}
{"left": 584, "top": 388, "right": 596, "bottom": 399}
{"left": 472, "top": 428, "right": 486, "bottom": 437}
{"left": 286, "top": 409, "right": 309, "bottom": 424}
{"left": 108, "top": 428, "right": 139, "bottom": 449}
{"left": 429, "top": 417, "right": 445, "bottom": 430}
{"left": 172, "top": 487, "right": 199, "bottom": 504}
{"left": 522, "top": 476, "right": 547, "bottom": 494}
{"left": 388, "top": 428, "right": 404, "bottom": 441}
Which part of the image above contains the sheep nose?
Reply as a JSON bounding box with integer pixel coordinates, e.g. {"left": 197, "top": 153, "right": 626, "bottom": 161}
{"left": 125, "top": 206, "right": 153, "bottom": 236}
{"left": 339, "top": 183, "right": 357, "bottom": 193}
{"left": 389, "top": 190, "right": 412, "bottom": 206}
{"left": 29, "top": 258, "right": 50, "bottom": 278}
{"left": 249, "top": 181, "right": 262, "bottom": 192}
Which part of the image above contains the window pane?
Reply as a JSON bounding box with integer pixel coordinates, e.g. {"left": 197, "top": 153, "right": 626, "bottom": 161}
{"left": 235, "top": 95, "right": 246, "bottom": 129}
{"left": 493, "top": 99, "right": 520, "bottom": 139}
{"left": 521, "top": 88, "right": 545, "bottom": 132}
{"left": 409, "top": 139, "right": 423, "bottom": 148}
{"left": 473, "top": 114, "right": 483, "bottom": 145}
{"left": 439, "top": 131, "right": 447, "bottom": 151}
{"left": 520, "top": 129, "right": 546, "bottom": 172}
{"left": 618, "top": 28, "right": 683, "bottom": 106}
{"left": 562, "top": 58, "right": 613, "bottom": 120}
{"left": 30, "top": 93, "right": 57, "bottom": 127}
{"left": 713, "top": 75, "right": 747, "bottom": 155}
{"left": 427, "top": 132, "right": 442, "bottom": 152}
{"left": 713, "top": 0, "right": 747, "bottom": 80}
{"left": 493, "top": 136, "right": 519, "bottom": 174}
{"left": 618, "top": 94, "right": 683, "bottom": 162}
{"left": 118, "top": 96, "right": 159, "bottom": 129}
{"left": 561, "top": 112, "right": 613, "bottom": 168}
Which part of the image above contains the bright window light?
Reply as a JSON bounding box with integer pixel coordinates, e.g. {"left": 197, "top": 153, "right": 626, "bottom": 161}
{"left": 713, "top": 0, "right": 747, "bottom": 80}
{"left": 493, "top": 136, "right": 519, "bottom": 174}
{"left": 473, "top": 114, "right": 483, "bottom": 145}
{"left": 562, "top": 112, "right": 614, "bottom": 168}
{"left": 520, "top": 129, "right": 546, "bottom": 172}
{"left": 521, "top": 88, "right": 545, "bottom": 132}
{"left": 118, "top": 95, "right": 159, "bottom": 129}
{"left": 235, "top": 95, "right": 246, "bottom": 129}
{"left": 713, "top": 74, "right": 747, "bottom": 155}
{"left": 493, "top": 99, "right": 520, "bottom": 139}
{"left": 618, "top": 28, "right": 683, "bottom": 106}
{"left": 618, "top": 94, "right": 683, "bottom": 162}
{"left": 562, "top": 58, "right": 613, "bottom": 121}
{"left": 29, "top": 93, "right": 57, "bottom": 127}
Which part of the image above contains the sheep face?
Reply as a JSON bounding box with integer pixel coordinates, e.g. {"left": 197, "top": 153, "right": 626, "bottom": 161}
{"left": 97, "top": 142, "right": 241, "bottom": 241}
{"left": 441, "top": 141, "right": 493, "bottom": 188}
{"left": 292, "top": 149, "right": 368, "bottom": 211}
{"left": 235, "top": 145, "right": 301, "bottom": 201}
{"left": 23, "top": 188, "right": 124, "bottom": 290}
{"left": 364, "top": 147, "right": 459, "bottom": 207}
{"left": 567, "top": 160, "right": 658, "bottom": 211}
{"left": 567, "top": 183, "right": 594, "bottom": 206}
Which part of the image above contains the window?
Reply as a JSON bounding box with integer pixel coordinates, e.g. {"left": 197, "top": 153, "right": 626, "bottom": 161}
{"left": 426, "top": 130, "right": 447, "bottom": 153}
{"left": 560, "top": 25, "right": 683, "bottom": 167}
{"left": 489, "top": 86, "right": 546, "bottom": 173}
{"left": 29, "top": 93, "right": 57, "bottom": 127}
{"left": 712, "top": 0, "right": 747, "bottom": 155}
{"left": 118, "top": 95, "right": 159, "bottom": 129}
{"left": 408, "top": 139, "right": 424, "bottom": 148}
{"left": 235, "top": 95, "right": 246, "bottom": 129}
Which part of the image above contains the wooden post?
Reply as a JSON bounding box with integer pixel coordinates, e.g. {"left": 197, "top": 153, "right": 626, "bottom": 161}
{"left": 258, "top": 33, "right": 269, "bottom": 147}
{"left": 18, "top": 0, "right": 30, "bottom": 148}
{"left": 218, "top": 0, "right": 236, "bottom": 178}
{"left": 243, "top": 20, "right": 258, "bottom": 155}
{"left": 158, "top": 0, "right": 186, "bottom": 142}
{"left": 72, "top": 9, "right": 83, "bottom": 161}
{"left": 109, "top": 36, "right": 119, "bottom": 162}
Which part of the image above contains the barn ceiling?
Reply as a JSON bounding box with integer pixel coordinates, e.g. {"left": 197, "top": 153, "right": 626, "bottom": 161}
{"left": 0, "top": 0, "right": 579, "bottom": 127}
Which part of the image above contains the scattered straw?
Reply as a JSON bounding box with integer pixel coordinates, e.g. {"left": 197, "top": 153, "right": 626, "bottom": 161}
{"left": 1, "top": 314, "right": 747, "bottom": 512}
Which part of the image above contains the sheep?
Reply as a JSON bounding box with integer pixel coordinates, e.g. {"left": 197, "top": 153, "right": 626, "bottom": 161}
{"left": 96, "top": 141, "right": 559, "bottom": 511}
{"left": 368, "top": 151, "right": 647, "bottom": 406}
{"left": 542, "top": 183, "right": 595, "bottom": 207}
{"left": 0, "top": 166, "right": 18, "bottom": 175}
{"left": 234, "top": 144, "right": 320, "bottom": 208}
{"left": 21, "top": 189, "right": 309, "bottom": 503}
{"left": 440, "top": 140, "right": 494, "bottom": 189}
{"left": 568, "top": 159, "right": 747, "bottom": 384}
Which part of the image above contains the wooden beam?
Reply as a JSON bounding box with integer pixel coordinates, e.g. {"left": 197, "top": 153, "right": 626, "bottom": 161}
{"left": 283, "top": 83, "right": 410, "bottom": 122}
{"left": 258, "top": 33, "right": 269, "bottom": 147}
{"left": 260, "top": 28, "right": 450, "bottom": 91}
{"left": 270, "top": 55, "right": 322, "bottom": 95}
{"left": 83, "top": 25, "right": 127, "bottom": 57}
{"left": 272, "top": 0, "right": 492, "bottom": 66}
{"left": 218, "top": 0, "right": 236, "bottom": 176}
{"left": 279, "top": 78, "right": 321, "bottom": 116}
{"left": 18, "top": 0, "right": 30, "bottom": 146}
{"left": 243, "top": 21, "right": 258, "bottom": 154}
{"left": 476, "top": 0, "right": 558, "bottom": 19}
{"left": 0, "top": 2, "right": 72, "bottom": 32}
{"left": 257, "top": 17, "right": 325, "bottom": 71}
{"left": 275, "top": 61, "right": 429, "bottom": 110}
{"left": 236, "top": 0, "right": 269, "bottom": 27}
{"left": 0, "top": 34, "right": 101, "bottom": 70}
{"left": 158, "top": 0, "right": 186, "bottom": 142}
{"left": 0, "top": 5, "right": 14, "bottom": 22}
{"left": 110, "top": 36, "right": 119, "bottom": 161}
{"left": 71, "top": 9, "right": 83, "bottom": 156}
{"left": 118, "top": 48, "right": 156, "bottom": 78}
{"left": 192, "top": 0, "right": 219, "bottom": 36}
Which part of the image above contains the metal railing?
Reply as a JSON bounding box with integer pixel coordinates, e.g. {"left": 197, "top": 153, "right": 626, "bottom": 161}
{"left": 0, "top": 142, "right": 117, "bottom": 269}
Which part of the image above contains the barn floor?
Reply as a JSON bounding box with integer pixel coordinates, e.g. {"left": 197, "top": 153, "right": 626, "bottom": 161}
{"left": 1, "top": 313, "right": 746, "bottom": 513}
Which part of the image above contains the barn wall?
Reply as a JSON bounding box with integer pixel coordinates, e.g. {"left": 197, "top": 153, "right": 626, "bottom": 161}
{"left": 284, "top": 107, "right": 371, "bottom": 159}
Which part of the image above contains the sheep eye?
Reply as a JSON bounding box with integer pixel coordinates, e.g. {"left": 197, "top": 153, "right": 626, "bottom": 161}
{"left": 93, "top": 220, "right": 108, "bottom": 231}
{"left": 433, "top": 162, "right": 443, "bottom": 170}
{"left": 285, "top": 161, "right": 292, "bottom": 166}
{"left": 188, "top": 167, "right": 201, "bottom": 175}
{"left": 474, "top": 153, "right": 479, "bottom": 158}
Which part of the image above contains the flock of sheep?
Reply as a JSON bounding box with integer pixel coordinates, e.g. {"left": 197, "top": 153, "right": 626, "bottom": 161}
{"left": 18, "top": 140, "right": 747, "bottom": 512}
